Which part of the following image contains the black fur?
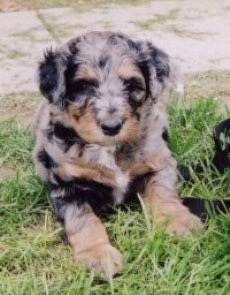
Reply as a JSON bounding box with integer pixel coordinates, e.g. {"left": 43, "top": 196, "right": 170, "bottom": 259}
{"left": 149, "top": 44, "right": 170, "bottom": 82}
{"left": 137, "top": 61, "right": 151, "bottom": 99}
{"left": 51, "top": 121, "right": 85, "bottom": 152}
{"left": 39, "top": 49, "right": 60, "bottom": 102}
{"left": 125, "top": 172, "right": 155, "bottom": 203}
{"left": 37, "top": 149, "right": 57, "bottom": 169}
{"left": 162, "top": 127, "right": 169, "bottom": 143}
{"left": 123, "top": 77, "right": 144, "bottom": 119}
{"left": 54, "top": 122, "right": 80, "bottom": 144}
{"left": 50, "top": 176, "right": 114, "bottom": 218}
{"left": 65, "top": 65, "right": 98, "bottom": 101}
{"left": 126, "top": 38, "right": 140, "bottom": 52}
{"left": 128, "top": 94, "right": 141, "bottom": 120}
{"left": 98, "top": 54, "right": 110, "bottom": 69}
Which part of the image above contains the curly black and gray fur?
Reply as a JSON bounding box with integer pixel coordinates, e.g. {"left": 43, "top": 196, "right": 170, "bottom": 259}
{"left": 33, "top": 32, "right": 202, "bottom": 277}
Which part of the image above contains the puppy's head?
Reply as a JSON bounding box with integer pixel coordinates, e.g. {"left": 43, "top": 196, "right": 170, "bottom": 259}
{"left": 38, "top": 32, "right": 176, "bottom": 145}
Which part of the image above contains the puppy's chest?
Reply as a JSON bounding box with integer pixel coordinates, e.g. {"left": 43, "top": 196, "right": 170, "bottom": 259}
{"left": 81, "top": 143, "right": 141, "bottom": 175}
{"left": 46, "top": 124, "right": 145, "bottom": 204}
{"left": 81, "top": 145, "right": 131, "bottom": 197}
{"left": 78, "top": 144, "right": 153, "bottom": 205}
{"left": 82, "top": 145, "right": 118, "bottom": 169}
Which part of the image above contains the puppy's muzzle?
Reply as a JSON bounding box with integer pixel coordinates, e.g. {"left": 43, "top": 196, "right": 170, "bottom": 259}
{"left": 100, "top": 120, "right": 123, "bottom": 136}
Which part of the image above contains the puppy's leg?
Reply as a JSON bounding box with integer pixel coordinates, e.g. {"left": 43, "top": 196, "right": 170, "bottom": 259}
{"left": 51, "top": 193, "right": 123, "bottom": 277}
{"left": 142, "top": 161, "right": 203, "bottom": 236}
{"left": 33, "top": 146, "right": 50, "bottom": 181}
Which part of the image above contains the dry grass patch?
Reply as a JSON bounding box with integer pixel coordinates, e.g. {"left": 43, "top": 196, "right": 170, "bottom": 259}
{"left": 168, "top": 25, "right": 212, "bottom": 40}
{"left": 0, "top": 165, "right": 16, "bottom": 181}
{"left": 134, "top": 9, "right": 179, "bottom": 30}
{"left": 0, "top": 92, "right": 40, "bottom": 124}
{"left": 185, "top": 71, "right": 230, "bottom": 100}
{"left": 0, "top": 93, "right": 40, "bottom": 180}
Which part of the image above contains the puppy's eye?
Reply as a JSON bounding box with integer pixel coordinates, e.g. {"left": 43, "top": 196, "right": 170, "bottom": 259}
{"left": 124, "top": 77, "right": 145, "bottom": 93}
{"left": 73, "top": 79, "right": 98, "bottom": 92}
{"left": 124, "top": 77, "right": 145, "bottom": 106}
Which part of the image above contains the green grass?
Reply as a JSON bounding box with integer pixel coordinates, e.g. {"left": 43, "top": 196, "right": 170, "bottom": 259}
{"left": 0, "top": 97, "right": 230, "bottom": 294}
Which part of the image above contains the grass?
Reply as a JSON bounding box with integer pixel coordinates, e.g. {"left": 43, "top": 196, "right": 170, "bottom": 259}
{"left": 36, "top": 12, "right": 86, "bottom": 43}
{"left": 11, "top": 27, "right": 51, "bottom": 43}
{"left": 134, "top": 9, "right": 179, "bottom": 30}
{"left": 186, "top": 71, "right": 230, "bottom": 102}
{"left": 0, "top": 92, "right": 40, "bottom": 123}
{"left": 168, "top": 26, "right": 211, "bottom": 40}
{"left": 0, "top": 47, "right": 27, "bottom": 60}
{"left": 0, "top": 94, "right": 230, "bottom": 294}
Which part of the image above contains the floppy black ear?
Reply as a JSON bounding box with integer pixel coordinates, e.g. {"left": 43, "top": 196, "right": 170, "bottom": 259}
{"left": 38, "top": 48, "right": 67, "bottom": 108}
{"left": 148, "top": 45, "right": 171, "bottom": 100}
{"left": 138, "top": 42, "right": 183, "bottom": 101}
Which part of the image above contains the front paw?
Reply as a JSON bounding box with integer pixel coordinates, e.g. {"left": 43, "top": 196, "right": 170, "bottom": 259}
{"left": 75, "top": 243, "right": 123, "bottom": 277}
{"left": 155, "top": 203, "right": 204, "bottom": 236}
{"left": 165, "top": 210, "right": 204, "bottom": 236}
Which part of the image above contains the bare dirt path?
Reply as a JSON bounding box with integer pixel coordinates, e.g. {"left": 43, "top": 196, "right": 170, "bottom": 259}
{"left": 0, "top": 0, "right": 229, "bottom": 95}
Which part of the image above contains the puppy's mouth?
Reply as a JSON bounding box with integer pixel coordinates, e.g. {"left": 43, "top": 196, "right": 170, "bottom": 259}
{"left": 100, "top": 119, "right": 124, "bottom": 137}
{"left": 68, "top": 106, "right": 138, "bottom": 145}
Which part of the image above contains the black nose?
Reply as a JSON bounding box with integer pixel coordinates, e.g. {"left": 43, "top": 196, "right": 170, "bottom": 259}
{"left": 101, "top": 120, "right": 122, "bottom": 136}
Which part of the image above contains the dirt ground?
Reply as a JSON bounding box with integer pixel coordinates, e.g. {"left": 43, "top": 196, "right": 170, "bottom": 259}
{"left": 0, "top": 0, "right": 230, "bottom": 95}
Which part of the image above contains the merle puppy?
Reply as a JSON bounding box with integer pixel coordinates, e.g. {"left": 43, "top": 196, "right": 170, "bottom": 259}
{"left": 33, "top": 31, "right": 203, "bottom": 277}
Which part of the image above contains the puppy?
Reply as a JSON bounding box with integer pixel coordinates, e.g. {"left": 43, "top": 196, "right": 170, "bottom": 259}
{"left": 33, "top": 31, "right": 203, "bottom": 277}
